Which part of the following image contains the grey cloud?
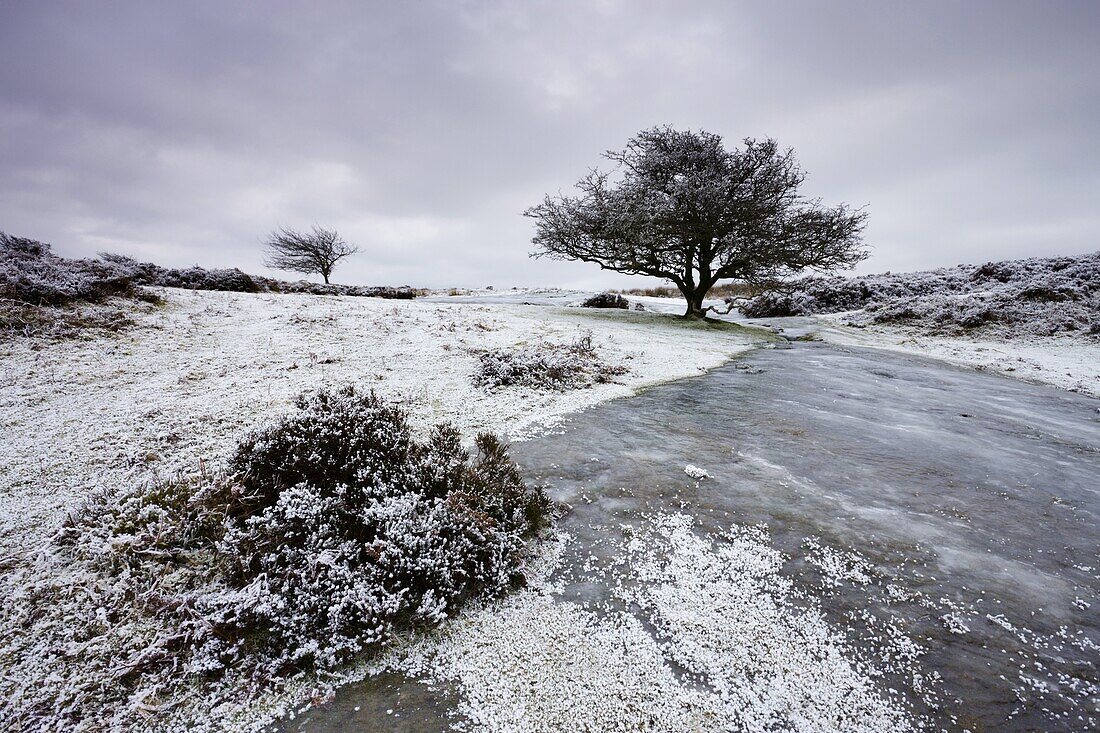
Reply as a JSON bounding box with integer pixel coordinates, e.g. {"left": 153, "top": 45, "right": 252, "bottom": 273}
{"left": 1, "top": 0, "right": 1097, "bottom": 289}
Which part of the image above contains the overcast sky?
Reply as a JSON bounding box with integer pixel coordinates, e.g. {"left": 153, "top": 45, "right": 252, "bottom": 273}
{"left": 2, "top": 1, "right": 1098, "bottom": 289}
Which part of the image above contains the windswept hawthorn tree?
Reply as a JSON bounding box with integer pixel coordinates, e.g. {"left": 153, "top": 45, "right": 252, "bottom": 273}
{"left": 525, "top": 126, "right": 868, "bottom": 318}
{"left": 263, "top": 225, "right": 359, "bottom": 284}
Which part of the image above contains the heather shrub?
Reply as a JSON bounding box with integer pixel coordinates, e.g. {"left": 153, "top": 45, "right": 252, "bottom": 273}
{"left": 581, "top": 292, "right": 629, "bottom": 309}
{"left": 0, "top": 233, "right": 163, "bottom": 340}
{"left": 270, "top": 280, "right": 418, "bottom": 298}
{"left": 161, "top": 265, "right": 262, "bottom": 292}
{"left": 474, "top": 336, "right": 629, "bottom": 390}
{"left": 197, "top": 388, "right": 548, "bottom": 670}
{"left": 100, "top": 253, "right": 262, "bottom": 293}
{"left": 739, "top": 251, "right": 1100, "bottom": 338}
{"left": 21, "top": 387, "right": 548, "bottom": 727}
{"left": 857, "top": 290, "right": 1097, "bottom": 336}
{"left": 1, "top": 232, "right": 139, "bottom": 305}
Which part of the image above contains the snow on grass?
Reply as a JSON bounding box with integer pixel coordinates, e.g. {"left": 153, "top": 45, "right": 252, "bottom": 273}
{"left": 0, "top": 288, "right": 764, "bottom": 553}
{"left": 377, "top": 513, "right": 916, "bottom": 733}
{"left": 809, "top": 317, "right": 1100, "bottom": 398}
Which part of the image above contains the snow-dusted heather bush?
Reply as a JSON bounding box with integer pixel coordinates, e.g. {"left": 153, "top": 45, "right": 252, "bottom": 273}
{"left": 1, "top": 232, "right": 143, "bottom": 305}
{"left": 100, "top": 253, "right": 262, "bottom": 293}
{"left": 0, "top": 233, "right": 163, "bottom": 340}
{"left": 206, "top": 388, "right": 550, "bottom": 669}
{"left": 474, "top": 336, "right": 629, "bottom": 391}
{"left": 3, "top": 387, "right": 547, "bottom": 730}
{"left": 581, "top": 292, "right": 629, "bottom": 309}
{"left": 161, "top": 265, "right": 262, "bottom": 292}
{"left": 740, "top": 251, "right": 1100, "bottom": 338}
{"left": 853, "top": 289, "right": 1098, "bottom": 337}
{"left": 267, "top": 280, "right": 419, "bottom": 298}
{"left": 738, "top": 267, "right": 971, "bottom": 318}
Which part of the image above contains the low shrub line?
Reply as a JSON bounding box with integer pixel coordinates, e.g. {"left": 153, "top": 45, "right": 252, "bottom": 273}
{"left": 739, "top": 251, "right": 1100, "bottom": 338}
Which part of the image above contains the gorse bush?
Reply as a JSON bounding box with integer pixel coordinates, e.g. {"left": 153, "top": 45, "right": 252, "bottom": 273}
{"left": 474, "top": 337, "right": 629, "bottom": 391}
{"left": 11, "top": 387, "right": 548, "bottom": 728}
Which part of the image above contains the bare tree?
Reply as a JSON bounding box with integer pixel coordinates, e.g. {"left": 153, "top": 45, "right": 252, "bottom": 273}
{"left": 263, "top": 226, "right": 359, "bottom": 284}
{"left": 525, "top": 126, "right": 868, "bottom": 318}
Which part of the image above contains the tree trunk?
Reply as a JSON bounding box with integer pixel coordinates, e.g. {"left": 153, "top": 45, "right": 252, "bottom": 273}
{"left": 681, "top": 285, "right": 709, "bottom": 318}
{"left": 322, "top": 272, "right": 330, "bottom": 284}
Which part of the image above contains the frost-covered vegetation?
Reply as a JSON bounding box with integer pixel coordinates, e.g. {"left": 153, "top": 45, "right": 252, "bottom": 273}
{"left": 581, "top": 292, "right": 629, "bottom": 309}
{"left": 0, "top": 232, "right": 162, "bottom": 339}
{"left": 2, "top": 233, "right": 139, "bottom": 304}
{"left": 1, "top": 232, "right": 418, "bottom": 340}
{"left": 99, "top": 252, "right": 418, "bottom": 298}
{"left": 474, "top": 336, "right": 629, "bottom": 390}
{"left": 0, "top": 387, "right": 548, "bottom": 731}
{"left": 740, "top": 251, "right": 1100, "bottom": 338}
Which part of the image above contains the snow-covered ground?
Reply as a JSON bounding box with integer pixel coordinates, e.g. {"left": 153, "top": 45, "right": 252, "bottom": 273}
{"left": 751, "top": 314, "right": 1100, "bottom": 399}
{"left": 0, "top": 287, "right": 766, "bottom": 557}
{"left": 818, "top": 319, "right": 1100, "bottom": 398}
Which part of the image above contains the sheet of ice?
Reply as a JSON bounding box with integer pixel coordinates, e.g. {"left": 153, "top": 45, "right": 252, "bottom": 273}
{"left": 495, "top": 341, "right": 1100, "bottom": 732}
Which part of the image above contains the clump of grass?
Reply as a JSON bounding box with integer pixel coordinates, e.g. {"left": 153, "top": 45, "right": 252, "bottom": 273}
{"left": 474, "top": 335, "right": 629, "bottom": 391}
{"left": 5, "top": 387, "right": 549, "bottom": 730}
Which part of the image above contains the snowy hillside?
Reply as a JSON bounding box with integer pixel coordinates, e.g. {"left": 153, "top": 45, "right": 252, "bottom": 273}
{"left": 741, "top": 251, "right": 1100, "bottom": 339}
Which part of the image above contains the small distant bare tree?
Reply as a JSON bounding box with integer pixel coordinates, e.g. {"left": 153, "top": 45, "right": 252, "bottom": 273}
{"left": 263, "top": 226, "right": 359, "bottom": 284}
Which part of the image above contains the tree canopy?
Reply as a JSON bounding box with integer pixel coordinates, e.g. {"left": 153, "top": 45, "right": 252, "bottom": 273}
{"left": 525, "top": 126, "right": 868, "bottom": 317}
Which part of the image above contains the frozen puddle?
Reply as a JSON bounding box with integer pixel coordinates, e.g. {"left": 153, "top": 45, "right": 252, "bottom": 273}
{"left": 281, "top": 342, "right": 1099, "bottom": 733}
